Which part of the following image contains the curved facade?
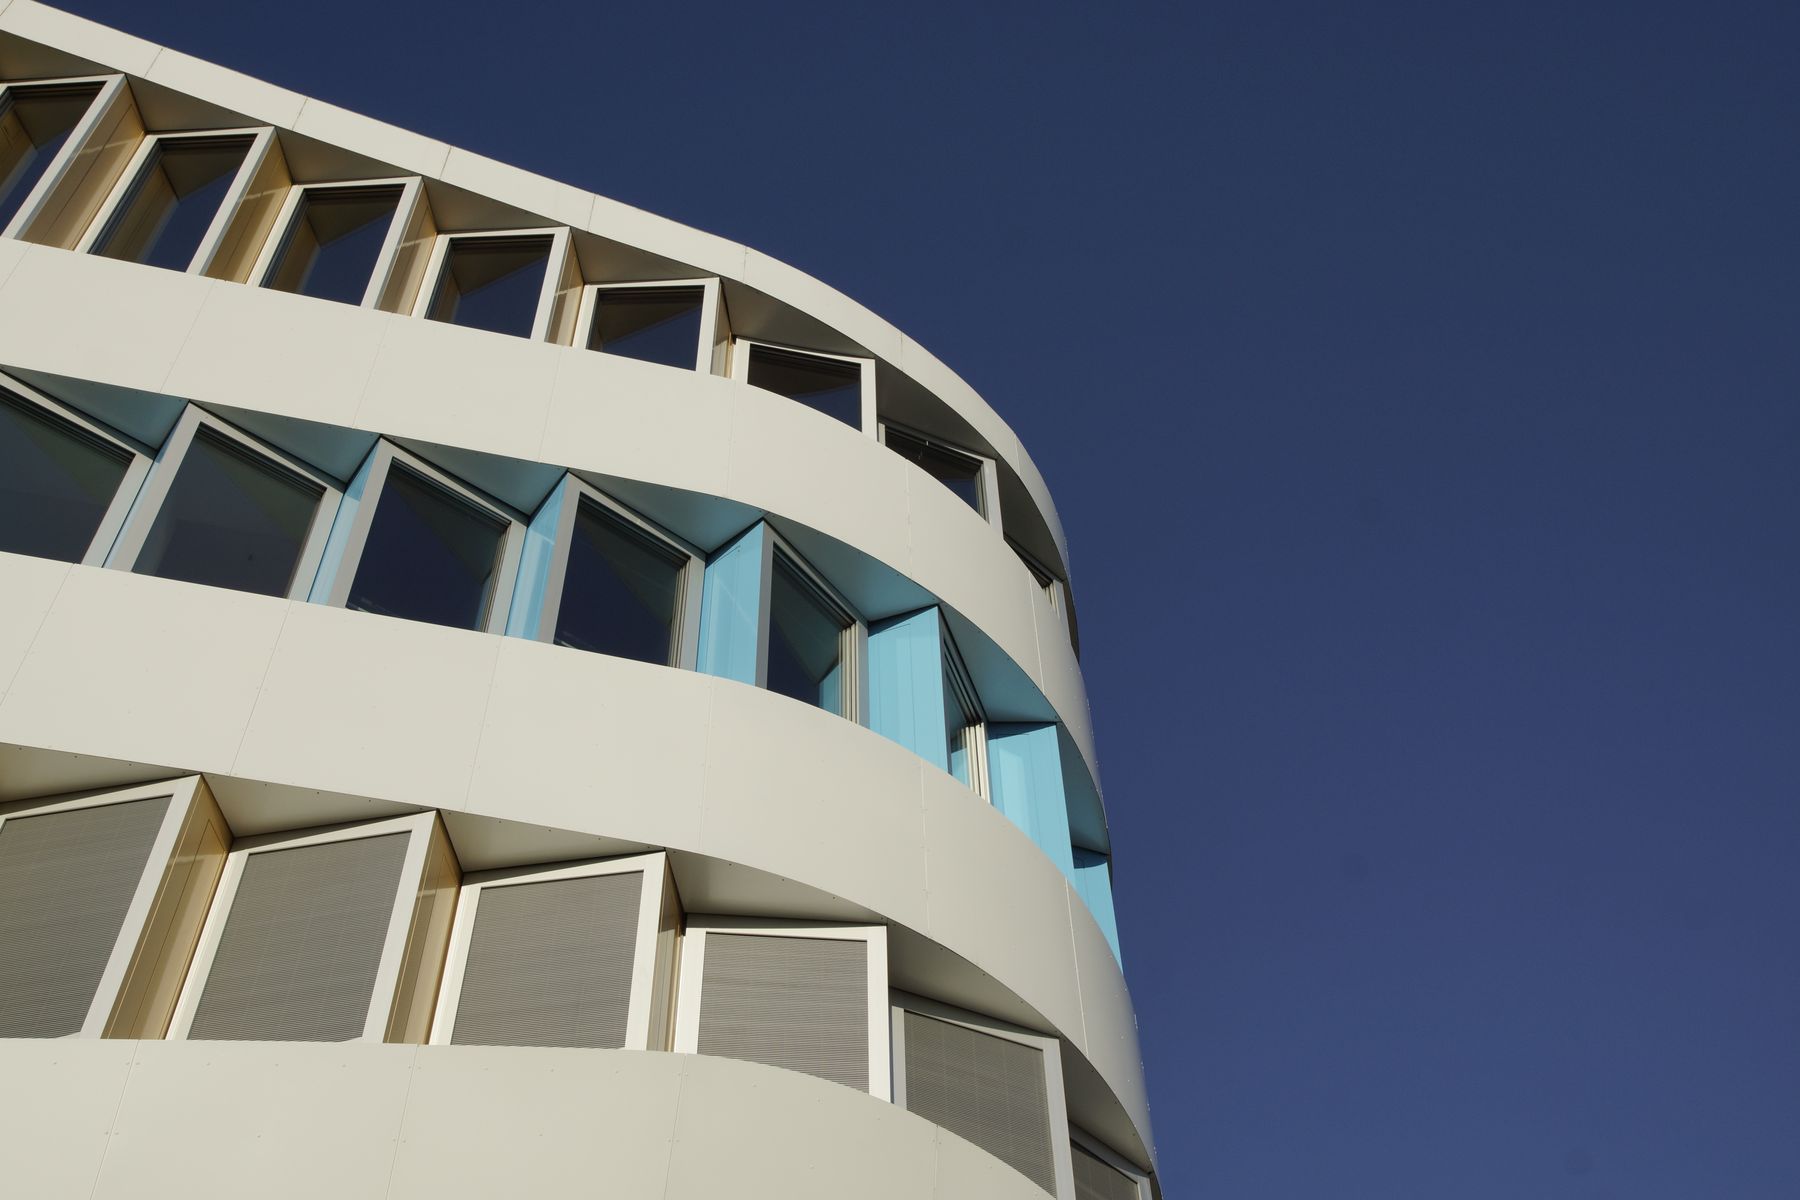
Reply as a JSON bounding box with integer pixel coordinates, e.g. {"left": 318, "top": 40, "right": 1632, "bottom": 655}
{"left": 0, "top": 5, "right": 1160, "bottom": 1198}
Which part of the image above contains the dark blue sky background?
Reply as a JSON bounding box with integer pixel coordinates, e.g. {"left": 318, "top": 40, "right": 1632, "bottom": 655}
{"left": 52, "top": 1, "right": 1800, "bottom": 1194}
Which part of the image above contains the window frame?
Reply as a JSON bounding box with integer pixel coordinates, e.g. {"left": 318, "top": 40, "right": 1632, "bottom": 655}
{"left": 103, "top": 404, "right": 344, "bottom": 599}
{"left": 165, "top": 810, "right": 441, "bottom": 1044}
{"left": 1068, "top": 1127, "right": 1155, "bottom": 1200}
{"left": 731, "top": 338, "right": 878, "bottom": 436}
{"left": 412, "top": 225, "right": 575, "bottom": 342}
{"left": 0, "top": 73, "right": 123, "bottom": 242}
{"left": 77, "top": 125, "right": 278, "bottom": 275}
{"left": 878, "top": 419, "right": 1003, "bottom": 527}
{"left": 247, "top": 175, "right": 426, "bottom": 309}
{"left": 575, "top": 276, "right": 726, "bottom": 373}
{"left": 762, "top": 527, "right": 869, "bottom": 724}
{"left": 890, "top": 989, "right": 1076, "bottom": 1199}
{"left": 941, "top": 621, "right": 990, "bottom": 798}
{"left": 0, "top": 776, "right": 218, "bottom": 1039}
{"left": 316, "top": 440, "right": 527, "bottom": 635}
{"left": 674, "top": 917, "right": 891, "bottom": 1101}
{"left": 429, "top": 850, "right": 677, "bottom": 1051}
{"left": 0, "top": 372, "right": 151, "bottom": 565}
{"left": 526, "top": 477, "right": 705, "bottom": 669}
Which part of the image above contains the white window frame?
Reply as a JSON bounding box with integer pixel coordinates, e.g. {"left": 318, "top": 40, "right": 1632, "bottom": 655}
{"left": 247, "top": 175, "right": 426, "bottom": 308}
{"left": 675, "top": 917, "right": 891, "bottom": 1101}
{"left": 0, "top": 776, "right": 214, "bottom": 1039}
{"left": 76, "top": 126, "right": 278, "bottom": 274}
{"left": 878, "top": 419, "right": 1003, "bottom": 528}
{"left": 941, "top": 621, "right": 989, "bottom": 798}
{"left": 103, "top": 404, "right": 343, "bottom": 599}
{"left": 166, "top": 810, "right": 439, "bottom": 1043}
{"left": 762, "top": 526, "right": 869, "bottom": 724}
{"left": 316, "top": 440, "right": 527, "bottom": 635}
{"left": 527, "top": 477, "right": 705, "bottom": 669}
{"left": 0, "top": 372, "right": 151, "bottom": 565}
{"left": 429, "top": 850, "right": 673, "bottom": 1050}
{"left": 1069, "top": 1127, "right": 1155, "bottom": 1200}
{"left": 575, "top": 277, "right": 725, "bottom": 373}
{"left": 412, "top": 225, "right": 574, "bottom": 343}
{"left": 891, "top": 990, "right": 1076, "bottom": 1200}
{"left": 0, "top": 73, "right": 126, "bottom": 242}
{"left": 731, "top": 338, "right": 878, "bottom": 437}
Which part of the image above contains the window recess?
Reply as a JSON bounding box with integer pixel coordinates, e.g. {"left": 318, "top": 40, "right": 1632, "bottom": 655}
{"left": 674, "top": 919, "right": 889, "bottom": 1099}
{"left": 1009, "top": 536, "right": 1079, "bottom": 657}
{"left": 891, "top": 992, "right": 1074, "bottom": 1198}
{"left": 0, "top": 374, "right": 150, "bottom": 565}
{"left": 105, "top": 405, "right": 341, "bottom": 599}
{"left": 0, "top": 76, "right": 110, "bottom": 238}
{"left": 1069, "top": 1129, "right": 1155, "bottom": 1200}
{"left": 81, "top": 127, "right": 277, "bottom": 276}
{"left": 867, "top": 606, "right": 988, "bottom": 796}
{"left": 733, "top": 339, "right": 876, "bottom": 434}
{"left": 167, "top": 811, "right": 456, "bottom": 1044}
{"left": 505, "top": 474, "right": 703, "bottom": 668}
{"left": 4, "top": 74, "right": 137, "bottom": 250}
{"left": 578, "top": 277, "right": 728, "bottom": 372}
{"left": 0, "top": 776, "right": 228, "bottom": 1041}
{"left": 430, "top": 851, "right": 680, "bottom": 1051}
{"left": 309, "top": 441, "right": 526, "bottom": 635}
{"left": 250, "top": 176, "right": 423, "bottom": 308}
{"left": 415, "top": 226, "right": 575, "bottom": 341}
{"left": 879, "top": 421, "right": 1001, "bottom": 524}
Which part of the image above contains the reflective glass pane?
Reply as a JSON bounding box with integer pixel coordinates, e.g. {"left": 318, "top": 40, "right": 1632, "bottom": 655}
{"left": 0, "top": 393, "right": 130, "bottom": 562}
{"left": 266, "top": 185, "right": 402, "bottom": 305}
{"left": 0, "top": 83, "right": 100, "bottom": 231}
{"left": 347, "top": 463, "right": 505, "bottom": 630}
{"left": 587, "top": 286, "right": 704, "bottom": 369}
{"left": 886, "top": 427, "right": 985, "bottom": 515}
{"left": 746, "top": 345, "right": 862, "bottom": 428}
{"left": 95, "top": 136, "right": 252, "bottom": 272}
{"left": 766, "top": 555, "right": 849, "bottom": 714}
{"left": 426, "top": 236, "right": 552, "bottom": 337}
{"left": 554, "top": 499, "right": 683, "bottom": 665}
{"left": 135, "top": 428, "right": 322, "bottom": 597}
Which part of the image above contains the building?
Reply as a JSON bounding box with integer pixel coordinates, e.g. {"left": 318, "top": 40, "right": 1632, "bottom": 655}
{"left": 0, "top": 4, "right": 1159, "bottom": 1197}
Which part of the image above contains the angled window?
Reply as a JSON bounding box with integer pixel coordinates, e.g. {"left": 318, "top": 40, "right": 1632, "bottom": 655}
{"left": 0, "top": 377, "right": 148, "bottom": 564}
{"left": 168, "top": 812, "right": 455, "bottom": 1043}
{"left": 315, "top": 442, "right": 525, "bottom": 634}
{"left": 892, "top": 993, "right": 1074, "bottom": 1197}
{"left": 419, "top": 228, "right": 571, "bottom": 340}
{"left": 1069, "top": 1132, "right": 1154, "bottom": 1200}
{"left": 0, "top": 78, "right": 105, "bottom": 234}
{"left": 86, "top": 129, "right": 270, "bottom": 273}
{"left": 256, "top": 179, "right": 418, "bottom": 306}
{"left": 675, "top": 920, "right": 889, "bottom": 1098}
{"left": 1011, "top": 536, "right": 1079, "bottom": 657}
{"left": 767, "top": 540, "right": 862, "bottom": 719}
{"left": 107, "top": 407, "right": 340, "bottom": 599}
{"left": 581, "top": 279, "right": 722, "bottom": 371}
{"left": 942, "top": 626, "right": 988, "bottom": 794}
{"left": 431, "top": 851, "right": 680, "bottom": 1051}
{"left": 881, "top": 422, "right": 998, "bottom": 522}
{"left": 735, "top": 340, "right": 875, "bottom": 433}
{"left": 0, "top": 777, "right": 227, "bottom": 1040}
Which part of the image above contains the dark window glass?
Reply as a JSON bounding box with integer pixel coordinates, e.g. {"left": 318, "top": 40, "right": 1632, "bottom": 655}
{"left": 746, "top": 345, "right": 862, "bottom": 428}
{"left": 945, "top": 660, "right": 978, "bottom": 787}
{"left": 347, "top": 463, "right": 505, "bottom": 630}
{"left": 554, "top": 499, "right": 684, "bottom": 665}
{"left": 885, "top": 427, "right": 985, "bottom": 514}
{"left": 134, "top": 428, "right": 322, "bottom": 597}
{"left": 0, "top": 392, "right": 130, "bottom": 562}
{"left": 0, "top": 83, "right": 101, "bottom": 231}
{"left": 587, "top": 286, "right": 704, "bottom": 369}
{"left": 94, "top": 136, "right": 252, "bottom": 272}
{"left": 265, "top": 185, "right": 402, "bottom": 306}
{"left": 426, "top": 236, "right": 552, "bottom": 337}
{"left": 766, "top": 554, "right": 849, "bottom": 715}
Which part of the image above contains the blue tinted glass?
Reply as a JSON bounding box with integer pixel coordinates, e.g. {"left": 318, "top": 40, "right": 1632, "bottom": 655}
{"left": 96, "top": 137, "right": 251, "bottom": 272}
{"left": 766, "top": 556, "right": 848, "bottom": 713}
{"left": 746, "top": 346, "right": 862, "bottom": 428}
{"left": 0, "top": 393, "right": 129, "bottom": 562}
{"left": 0, "top": 85, "right": 98, "bottom": 232}
{"left": 266, "top": 187, "right": 401, "bottom": 306}
{"left": 553, "top": 500, "right": 682, "bottom": 664}
{"left": 426, "top": 237, "right": 552, "bottom": 337}
{"left": 134, "top": 429, "right": 321, "bottom": 597}
{"left": 588, "top": 287, "right": 704, "bottom": 369}
{"left": 347, "top": 464, "right": 504, "bottom": 630}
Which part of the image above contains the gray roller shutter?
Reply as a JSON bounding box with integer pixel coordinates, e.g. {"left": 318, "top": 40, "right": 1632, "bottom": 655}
{"left": 697, "top": 933, "right": 867, "bottom": 1091}
{"left": 187, "top": 832, "right": 407, "bottom": 1041}
{"left": 0, "top": 796, "right": 170, "bottom": 1037}
{"left": 1073, "top": 1142, "right": 1140, "bottom": 1200}
{"left": 451, "top": 870, "right": 643, "bottom": 1048}
{"left": 903, "top": 1010, "right": 1056, "bottom": 1194}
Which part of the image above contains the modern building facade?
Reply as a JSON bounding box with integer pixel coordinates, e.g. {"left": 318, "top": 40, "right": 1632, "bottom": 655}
{"left": 0, "top": 5, "right": 1159, "bottom": 1197}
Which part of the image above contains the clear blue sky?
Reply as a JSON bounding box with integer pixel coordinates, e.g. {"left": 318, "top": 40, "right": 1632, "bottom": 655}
{"left": 48, "top": 1, "right": 1800, "bottom": 1195}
